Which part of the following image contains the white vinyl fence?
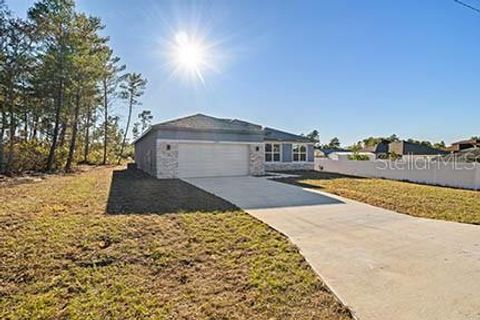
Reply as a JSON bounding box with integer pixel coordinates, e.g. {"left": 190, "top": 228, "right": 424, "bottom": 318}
{"left": 315, "top": 158, "right": 480, "bottom": 190}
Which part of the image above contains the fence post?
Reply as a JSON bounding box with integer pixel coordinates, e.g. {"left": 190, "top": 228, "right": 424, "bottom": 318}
{"left": 475, "top": 163, "right": 480, "bottom": 190}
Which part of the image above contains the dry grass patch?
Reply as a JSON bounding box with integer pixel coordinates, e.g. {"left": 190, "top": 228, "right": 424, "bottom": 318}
{"left": 275, "top": 171, "right": 480, "bottom": 225}
{"left": 0, "top": 167, "right": 351, "bottom": 320}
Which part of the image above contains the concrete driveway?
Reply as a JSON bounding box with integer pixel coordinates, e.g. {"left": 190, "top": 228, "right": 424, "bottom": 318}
{"left": 184, "top": 176, "right": 480, "bottom": 320}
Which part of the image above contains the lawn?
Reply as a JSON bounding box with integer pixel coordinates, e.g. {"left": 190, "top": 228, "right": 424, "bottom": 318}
{"left": 274, "top": 171, "right": 480, "bottom": 225}
{"left": 0, "top": 167, "right": 351, "bottom": 320}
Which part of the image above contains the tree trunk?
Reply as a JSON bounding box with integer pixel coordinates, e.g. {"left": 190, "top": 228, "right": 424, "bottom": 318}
{"left": 6, "top": 81, "right": 15, "bottom": 172}
{"left": 23, "top": 110, "right": 28, "bottom": 141}
{"left": 117, "top": 95, "right": 133, "bottom": 165}
{"left": 0, "top": 105, "right": 6, "bottom": 174}
{"left": 46, "top": 81, "right": 63, "bottom": 172}
{"left": 65, "top": 93, "right": 80, "bottom": 172}
{"left": 83, "top": 104, "right": 91, "bottom": 163}
{"left": 31, "top": 113, "right": 38, "bottom": 140}
{"left": 102, "top": 80, "right": 108, "bottom": 165}
{"left": 58, "top": 120, "right": 67, "bottom": 147}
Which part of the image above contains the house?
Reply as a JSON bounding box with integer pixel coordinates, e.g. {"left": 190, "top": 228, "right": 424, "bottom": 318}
{"left": 316, "top": 148, "right": 375, "bottom": 161}
{"left": 134, "top": 114, "right": 315, "bottom": 178}
{"left": 316, "top": 148, "right": 349, "bottom": 158}
{"left": 361, "top": 140, "right": 390, "bottom": 159}
{"left": 327, "top": 151, "right": 376, "bottom": 161}
{"left": 434, "top": 147, "right": 480, "bottom": 163}
{"left": 389, "top": 141, "right": 448, "bottom": 159}
{"left": 446, "top": 139, "right": 480, "bottom": 153}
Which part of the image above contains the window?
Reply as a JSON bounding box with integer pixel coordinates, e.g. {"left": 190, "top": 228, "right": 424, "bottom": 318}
{"left": 265, "top": 143, "right": 281, "bottom": 162}
{"left": 293, "top": 144, "right": 307, "bottom": 162}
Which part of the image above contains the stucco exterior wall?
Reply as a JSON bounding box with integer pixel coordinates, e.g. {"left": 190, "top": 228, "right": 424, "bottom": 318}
{"left": 134, "top": 131, "right": 157, "bottom": 176}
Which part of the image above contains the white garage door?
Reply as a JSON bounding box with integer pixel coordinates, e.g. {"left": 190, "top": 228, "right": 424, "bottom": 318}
{"left": 178, "top": 143, "right": 249, "bottom": 178}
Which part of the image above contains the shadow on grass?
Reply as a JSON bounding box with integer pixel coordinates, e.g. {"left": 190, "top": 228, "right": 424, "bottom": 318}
{"left": 106, "top": 168, "right": 238, "bottom": 214}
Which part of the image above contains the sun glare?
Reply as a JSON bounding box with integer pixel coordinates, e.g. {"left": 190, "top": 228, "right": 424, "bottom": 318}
{"left": 169, "top": 31, "right": 212, "bottom": 84}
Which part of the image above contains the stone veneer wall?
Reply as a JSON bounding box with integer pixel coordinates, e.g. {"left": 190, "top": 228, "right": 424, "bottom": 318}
{"left": 264, "top": 162, "right": 314, "bottom": 172}
{"left": 249, "top": 144, "right": 265, "bottom": 176}
{"left": 156, "top": 141, "right": 178, "bottom": 178}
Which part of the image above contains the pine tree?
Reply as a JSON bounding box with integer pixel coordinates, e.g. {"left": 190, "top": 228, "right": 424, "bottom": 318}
{"left": 117, "top": 73, "right": 147, "bottom": 164}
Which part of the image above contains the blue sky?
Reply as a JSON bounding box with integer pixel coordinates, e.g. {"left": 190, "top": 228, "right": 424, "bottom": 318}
{"left": 7, "top": 0, "right": 480, "bottom": 146}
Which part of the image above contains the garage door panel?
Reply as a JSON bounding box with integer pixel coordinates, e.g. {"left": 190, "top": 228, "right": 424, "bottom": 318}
{"left": 178, "top": 143, "right": 249, "bottom": 178}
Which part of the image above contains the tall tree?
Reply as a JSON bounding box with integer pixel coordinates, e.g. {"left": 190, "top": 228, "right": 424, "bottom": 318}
{"left": 327, "top": 137, "right": 341, "bottom": 149}
{"left": 138, "top": 109, "right": 153, "bottom": 132}
{"left": 0, "top": 1, "right": 11, "bottom": 172}
{"left": 99, "top": 49, "right": 125, "bottom": 164}
{"left": 117, "top": 72, "right": 147, "bottom": 164}
{"left": 0, "top": 0, "right": 143, "bottom": 174}
{"left": 0, "top": 13, "right": 34, "bottom": 172}
{"left": 65, "top": 13, "right": 105, "bottom": 171}
{"left": 28, "top": 0, "right": 76, "bottom": 172}
{"left": 305, "top": 129, "right": 320, "bottom": 145}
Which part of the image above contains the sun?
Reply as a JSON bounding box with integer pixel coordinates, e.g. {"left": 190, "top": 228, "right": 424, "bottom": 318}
{"left": 171, "top": 31, "right": 210, "bottom": 83}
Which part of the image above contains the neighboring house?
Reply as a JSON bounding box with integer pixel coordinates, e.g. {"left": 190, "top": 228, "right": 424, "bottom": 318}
{"left": 316, "top": 148, "right": 349, "bottom": 158}
{"left": 446, "top": 139, "right": 480, "bottom": 153}
{"left": 389, "top": 141, "right": 448, "bottom": 159}
{"left": 327, "top": 151, "right": 375, "bottom": 161}
{"left": 362, "top": 140, "right": 447, "bottom": 160}
{"left": 134, "top": 114, "right": 314, "bottom": 178}
{"left": 361, "top": 140, "right": 390, "bottom": 158}
{"left": 434, "top": 147, "right": 480, "bottom": 163}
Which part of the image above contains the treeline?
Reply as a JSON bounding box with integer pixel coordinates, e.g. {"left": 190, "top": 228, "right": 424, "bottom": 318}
{"left": 0, "top": 0, "right": 149, "bottom": 175}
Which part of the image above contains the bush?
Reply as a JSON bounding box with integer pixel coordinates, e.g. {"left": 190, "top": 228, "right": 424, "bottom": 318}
{"left": 3, "top": 139, "right": 68, "bottom": 173}
{"left": 348, "top": 153, "right": 370, "bottom": 161}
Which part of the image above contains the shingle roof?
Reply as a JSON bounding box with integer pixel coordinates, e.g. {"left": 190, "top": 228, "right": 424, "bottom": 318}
{"left": 156, "top": 113, "right": 262, "bottom": 131}
{"left": 263, "top": 127, "right": 312, "bottom": 142}
{"left": 136, "top": 113, "right": 312, "bottom": 144}
{"left": 452, "top": 139, "right": 480, "bottom": 145}
{"left": 319, "top": 148, "right": 349, "bottom": 155}
{"left": 433, "top": 147, "right": 480, "bottom": 163}
{"left": 360, "top": 140, "right": 390, "bottom": 153}
{"left": 398, "top": 141, "right": 448, "bottom": 155}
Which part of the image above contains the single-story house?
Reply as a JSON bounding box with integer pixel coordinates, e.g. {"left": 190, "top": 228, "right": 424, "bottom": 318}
{"left": 315, "top": 148, "right": 350, "bottom": 158}
{"left": 134, "top": 114, "right": 314, "bottom": 178}
{"left": 362, "top": 140, "right": 447, "bottom": 160}
{"left": 327, "top": 151, "right": 376, "bottom": 161}
{"left": 361, "top": 140, "right": 390, "bottom": 159}
{"left": 388, "top": 141, "right": 448, "bottom": 160}
{"left": 446, "top": 138, "right": 480, "bottom": 153}
{"left": 433, "top": 147, "right": 480, "bottom": 163}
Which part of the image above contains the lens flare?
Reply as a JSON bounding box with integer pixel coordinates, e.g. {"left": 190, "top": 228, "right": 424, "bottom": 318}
{"left": 166, "top": 31, "right": 217, "bottom": 84}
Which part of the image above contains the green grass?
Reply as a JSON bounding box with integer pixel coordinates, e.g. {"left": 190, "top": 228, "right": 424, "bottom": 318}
{"left": 275, "top": 171, "right": 480, "bottom": 225}
{"left": 0, "top": 167, "right": 351, "bottom": 320}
